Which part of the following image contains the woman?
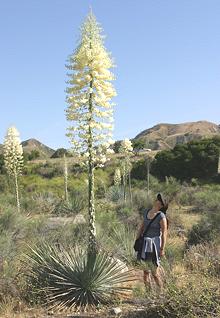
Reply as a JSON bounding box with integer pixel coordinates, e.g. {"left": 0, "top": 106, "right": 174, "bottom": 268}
{"left": 136, "top": 193, "right": 168, "bottom": 290}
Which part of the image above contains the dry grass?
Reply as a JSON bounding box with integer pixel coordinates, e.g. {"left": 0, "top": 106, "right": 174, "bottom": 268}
{"left": 0, "top": 299, "right": 46, "bottom": 318}
{"left": 179, "top": 212, "right": 202, "bottom": 231}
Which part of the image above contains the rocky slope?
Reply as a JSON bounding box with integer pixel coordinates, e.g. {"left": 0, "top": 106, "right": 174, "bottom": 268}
{"left": 1, "top": 121, "right": 220, "bottom": 155}
{"left": 21, "top": 138, "right": 55, "bottom": 158}
{"left": 134, "top": 120, "right": 220, "bottom": 150}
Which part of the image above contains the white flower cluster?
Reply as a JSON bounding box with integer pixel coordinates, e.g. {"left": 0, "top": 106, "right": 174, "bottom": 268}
{"left": 119, "top": 138, "right": 133, "bottom": 155}
{"left": 3, "top": 127, "right": 23, "bottom": 176}
{"left": 65, "top": 11, "right": 116, "bottom": 165}
{"left": 114, "top": 168, "right": 121, "bottom": 187}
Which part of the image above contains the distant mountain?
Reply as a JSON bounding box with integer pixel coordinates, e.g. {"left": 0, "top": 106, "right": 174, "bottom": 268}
{"left": 21, "top": 139, "right": 55, "bottom": 158}
{"left": 0, "top": 138, "right": 55, "bottom": 159}
{"left": 134, "top": 121, "right": 220, "bottom": 150}
{"left": 1, "top": 121, "right": 220, "bottom": 157}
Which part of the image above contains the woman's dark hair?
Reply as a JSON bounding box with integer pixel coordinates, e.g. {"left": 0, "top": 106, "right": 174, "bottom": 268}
{"left": 157, "top": 193, "right": 169, "bottom": 228}
{"left": 157, "top": 193, "right": 169, "bottom": 214}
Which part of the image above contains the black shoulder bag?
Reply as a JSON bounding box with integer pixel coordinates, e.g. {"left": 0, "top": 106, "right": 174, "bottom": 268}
{"left": 133, "top": 212, "right": 161, "bottom": 252}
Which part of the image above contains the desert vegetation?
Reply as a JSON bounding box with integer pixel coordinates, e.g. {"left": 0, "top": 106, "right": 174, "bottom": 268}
{"left": 0, "top": 7, "right": 219, "bottom": 318}
{"left": 0, "top": 149, "right": 219, "bottom": 317}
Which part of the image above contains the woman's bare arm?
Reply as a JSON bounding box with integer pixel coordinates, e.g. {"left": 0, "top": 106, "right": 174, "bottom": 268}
{"left": 136, "top": 222, "right": 144, "bottom": 239}
{"left": 160, "top": 218, "right": 168, "bottom": 257}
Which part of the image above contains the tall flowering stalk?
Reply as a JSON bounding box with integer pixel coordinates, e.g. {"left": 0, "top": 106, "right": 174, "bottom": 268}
{"left": 63, "top": 154, "right": 69, "bottom": 202}
{"left": 218, "top": 153, "right": 220, "bottom": 175}
{"left": 3, "top": 127, "right": 23, "bottom": 212}
{"left": 65, "top": 11, "right": 116, "bottom": 251}
{"left": 119, "top": 139, "right": 133, "bottom": 204}
{"left": 146, "top": 154, "right": 153, "bottom": 196}
{"left": 114, "top": 168, "right": 121, "bottom": 187}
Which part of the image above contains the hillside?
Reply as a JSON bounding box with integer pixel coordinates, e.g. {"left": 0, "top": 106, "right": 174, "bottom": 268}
{"left": 0, "top": 139, "right": 55, "bottom": 159}
{"left": 134, "top": 120, "right": 220, "bottom": 150}
{"left": 1, "top": 121, "right": 220, "bottom": 156}
{"left": 21, "top": 138, "right": 55, "bottom": 158}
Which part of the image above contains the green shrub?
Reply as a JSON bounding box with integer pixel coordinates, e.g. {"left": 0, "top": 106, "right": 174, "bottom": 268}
{"left": 193, "top": 187, "right": 220, "bottom": 212}
{"left": 162, "top": 176, "right": 182, "bottom": 200}
{"left": 106, "top": 186, "right": 124, "bottom": 203}
{"left": 132, "top": 189, "right": 153, "bottom": 212}
{"left": 187, "top": 214, "right": 219, "bottom": 245}
{"left": 53, "top": 191, "right": 87, "bottom": 216}
{"left": 188, "top": 221, "right": 213, "bottom": 245}
{"left": 0, "top": 175, "right": 9, "bottom": 193}
{"left": 0, "top": 210, "right": 17, "bottom": 234}
{"left": 96, "top": 200, "right": 118, "bottom": 234}
{"left": 54, "top": 223, "right": 87, "bottom": 247}
{"left": 117, "top": 204, "right": 133, "bottom": 218}
{"left": 26, "top": 192, "right": 58, "bottom": 214}
{"left": 176, "top": 186, "right": 199, "bottom": 206}
{"left": 107, "top": 225, "right": 136, "bottom": 265}
{"left": 94, "top": 168, "right": 111, "bottom": 198}
{"left": 159, "top": 277, "right": 220, "bottom": 317}
{"left": 185, "top": 243, "right": 220, "bottom": 277}
{"left": 176, "top": 184, "right": 220, "bottom": 213}
{"left": 129, "top": 275, "right": 220, "bottom": 318}
{"left": 191, "top": 178, "right": 199, "bottom": 186}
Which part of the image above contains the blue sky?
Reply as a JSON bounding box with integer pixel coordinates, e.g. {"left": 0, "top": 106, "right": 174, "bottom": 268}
{"left": 0, "top": 0, "right": 220, "bottom": 149}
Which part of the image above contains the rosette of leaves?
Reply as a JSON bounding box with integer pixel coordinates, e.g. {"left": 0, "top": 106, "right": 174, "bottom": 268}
{"left": 25, "top": 243, "right": 133, "bottom": 309}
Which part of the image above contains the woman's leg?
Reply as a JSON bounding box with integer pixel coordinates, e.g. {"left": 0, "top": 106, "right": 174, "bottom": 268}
{"left": 151, "top": 266, "right": 163, "bottom": 290}
{"left": 143, "top": 269, "right": 152, "bottom": 289}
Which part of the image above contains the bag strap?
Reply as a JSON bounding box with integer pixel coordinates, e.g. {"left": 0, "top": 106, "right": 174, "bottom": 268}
{"left": 142, "top": 211, "right": 161, "bottom": 237}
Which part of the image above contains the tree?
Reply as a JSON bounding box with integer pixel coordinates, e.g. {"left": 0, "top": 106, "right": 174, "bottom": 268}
{"left": 3, "top": 127, "right": 23, "bottom": 212}
{"left": 51, "top": 148, "right": 71, "bottom": 158}
{"left": 65, "top": 11, "right": 116, "bottom": 252}
{"left": 132, "top": 138, "right": 146, "bottom": 154}
{"left": 24, "top": 150, "right": 40, "bottom": 161}
{"left": 151, "top": 137, "right": 220, "bottom": 181}
{"left": 113, "top": 140, "right": 122, "bottom": 153}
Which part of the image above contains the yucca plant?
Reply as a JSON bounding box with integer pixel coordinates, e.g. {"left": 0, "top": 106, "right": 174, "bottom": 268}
{"left": 53, "top": 192, "right": 86, "bottom": 215}
{"left": 65, "top": 10, "right": 116, "bottom": 251}
{"left": 105, "top": 185, "right": 124, "bottom": 203}
{"left": 25, "top": 243, "right": 133, "bottom": 309}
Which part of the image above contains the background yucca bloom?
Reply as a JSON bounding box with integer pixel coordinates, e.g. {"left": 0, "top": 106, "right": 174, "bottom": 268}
{"left": 119, "top": 139, "right": 133, "bottom": 204}
{"left": 114, "top": 168, "right": 121, "bottom": 187}
{"left": 3, "top": 126, "right": 23, "bottom": 212}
